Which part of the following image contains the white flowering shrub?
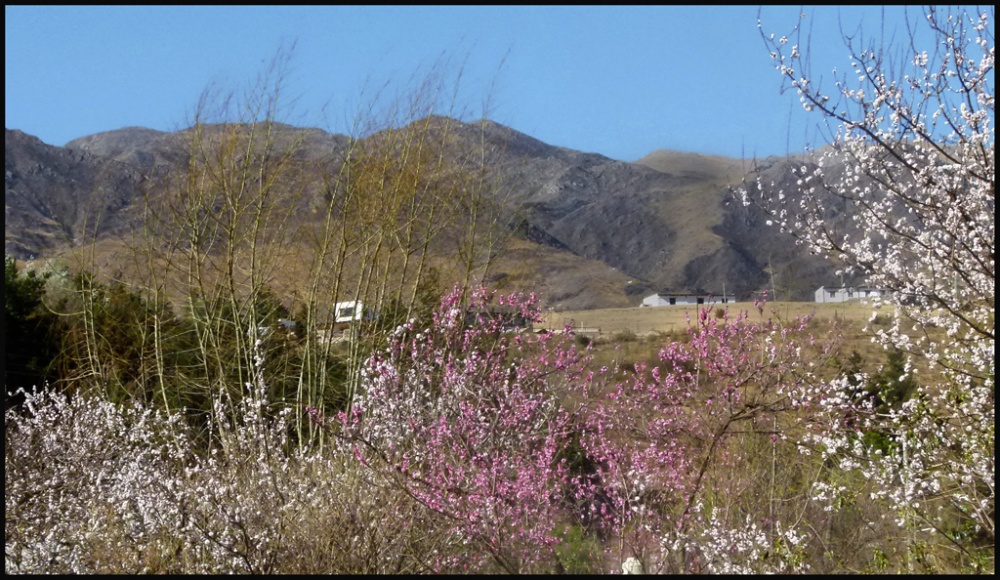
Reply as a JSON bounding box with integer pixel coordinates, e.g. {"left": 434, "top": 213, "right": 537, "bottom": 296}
{"left": 5, "top": 387, "right": 193, "bottom": 573}
{"left": 751, "top": 6, "right": 994, "bottom": 572}
{"left": 5, "top": 366, "right": 451, "bottom": 573}
{"left": 663, "top": 503, "right": 809, "bottom": 574}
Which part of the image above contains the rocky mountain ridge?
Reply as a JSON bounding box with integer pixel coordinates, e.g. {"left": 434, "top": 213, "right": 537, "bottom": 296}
{"left": 5, "top": 120, "right": 849, "bottom": 308}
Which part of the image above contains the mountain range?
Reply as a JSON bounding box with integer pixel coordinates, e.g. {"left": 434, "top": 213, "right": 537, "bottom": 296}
{"left": 5, "top": 119, "right": 851, "bottom": 310}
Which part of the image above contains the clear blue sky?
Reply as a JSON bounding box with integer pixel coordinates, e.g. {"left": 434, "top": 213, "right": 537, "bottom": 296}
{"left": 6, "top": 5, "right": 927, "bottom": 161}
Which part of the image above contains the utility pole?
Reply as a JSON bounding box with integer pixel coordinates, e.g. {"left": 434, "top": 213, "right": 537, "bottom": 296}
{"left": 767, "top": 254, "right": 777, "bottom": 301}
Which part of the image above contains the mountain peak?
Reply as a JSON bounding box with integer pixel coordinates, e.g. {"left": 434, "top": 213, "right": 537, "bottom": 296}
{"left": 6, "top": 121, "right": 846, "bottom": 308}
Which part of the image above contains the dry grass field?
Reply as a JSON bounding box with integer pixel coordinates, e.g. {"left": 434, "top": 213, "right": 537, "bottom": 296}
{"left": 540, "top": 298, "right": 948, "bottom": 385}
{"left": 539, "top": 300, "right": 883, "bottom": 336}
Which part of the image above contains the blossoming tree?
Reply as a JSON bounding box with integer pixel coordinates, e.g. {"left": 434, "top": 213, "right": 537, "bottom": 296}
{"left": 338, "top": 286, "right": 590, "bottom": 573}
{"left": 748, "top": 6, "right": 994, "bottom": 570}
{"left": 576, "top": 300, "right": 830, "bottom": 573}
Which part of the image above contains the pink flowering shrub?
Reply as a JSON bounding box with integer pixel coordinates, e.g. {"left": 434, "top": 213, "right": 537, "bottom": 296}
{"left": 338, "top": 286, "right": 590, "bottom": 573}
{"left": 338, "top": 285, "right": 839, "bottom": 573}
{"left": 575, "top": 299, "right": 834, "bottom": 572}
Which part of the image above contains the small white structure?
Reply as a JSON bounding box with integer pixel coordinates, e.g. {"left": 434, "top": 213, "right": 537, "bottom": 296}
{"left": 814, "top": 286, "right": 884, "bottom": 303}
{"left": 641, "top": 292, "right": 735, "bottom": 307}
{"left": 333, "top": 300, "right": 375, "bottom": 323}
{"left": 622, "top": 556, "right": 644, "bottom": 574}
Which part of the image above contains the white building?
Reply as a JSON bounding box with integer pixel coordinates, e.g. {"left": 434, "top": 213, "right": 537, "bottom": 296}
{"left": 333, "top": 300, "right": 376, "bottom": 323}
{"left": 814, "top": 286, "right": 884, "bottom": 303}
{"left": 641, "top": 292, "right": 735, "bottom": 307}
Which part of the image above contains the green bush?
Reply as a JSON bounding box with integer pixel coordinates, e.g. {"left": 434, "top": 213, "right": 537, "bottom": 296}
{"left": 4, "top": 255, "right": 60, "bottom": 402}
{"left": 613, "top": 329, "right": 637, "bottom": 343}
{"left": 554, "top": 524, "right": 603, "bottom": 574}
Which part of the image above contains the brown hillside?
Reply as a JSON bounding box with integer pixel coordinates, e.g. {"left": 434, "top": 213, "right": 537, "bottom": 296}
{"left": 6, "top": 119, "right": 852, "bottom": 309}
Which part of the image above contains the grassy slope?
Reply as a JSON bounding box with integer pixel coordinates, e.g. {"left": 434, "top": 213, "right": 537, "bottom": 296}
{"left": 540, "top": 300, "right": 881, "bottom": 335}
{"left": 541, "top": 299, "right": 945, "bottom": 388}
